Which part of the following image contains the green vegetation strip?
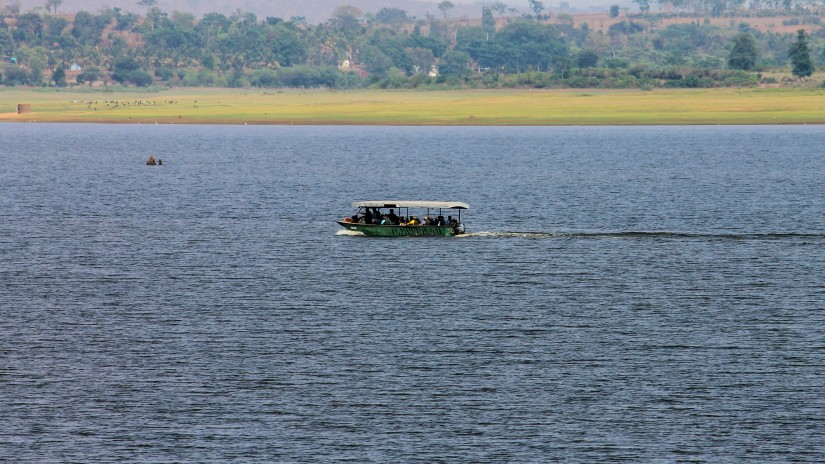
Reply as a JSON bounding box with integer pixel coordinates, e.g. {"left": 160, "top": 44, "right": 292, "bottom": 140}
{"left": 2, "top": 88, "right": 824, "bottom": 125}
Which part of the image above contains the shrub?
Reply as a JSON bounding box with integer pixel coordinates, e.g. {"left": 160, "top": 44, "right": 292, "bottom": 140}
{"left": 126, "top": 70, "right": 154, "bottom": 87}
{"left": 3, "top": 66, "right": 29, "bottom": 85}
{"left": 155, "top": 67, "right": 174, "bottom": 80}
{"left": 76, "top": 66, "right": 104, "bottom": 85}
{"left": 249, "top": 68, "right": 278, "bottom": 87}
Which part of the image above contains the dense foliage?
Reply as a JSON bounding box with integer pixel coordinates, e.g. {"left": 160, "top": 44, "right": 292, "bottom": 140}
{"left": 0, "top": 4, "right": 822, "bottom": 89}
{"left": 789, "top": 28, "right": 815, "bottom": 77}
{"left": 728, "top": 32, "right": 759, "bottom": 70}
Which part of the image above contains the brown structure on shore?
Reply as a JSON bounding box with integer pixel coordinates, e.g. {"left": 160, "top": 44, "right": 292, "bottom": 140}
{"left": 17, "top": 104, "right": 32, "bottom": 114}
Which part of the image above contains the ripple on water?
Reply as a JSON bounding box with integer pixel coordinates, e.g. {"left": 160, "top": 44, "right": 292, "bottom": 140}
{"left": 1, "top": 124, "right": 824, "bottom": 462}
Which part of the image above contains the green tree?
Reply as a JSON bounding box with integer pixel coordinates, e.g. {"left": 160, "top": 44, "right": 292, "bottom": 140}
{"left": 554, "top": 56, "right": 573, "bottom": 79}
{"left": 125, "top": 69, "right": 154, "bottom": 86}
{"left": 76, "top": 66, "right": 103, "bottom": 85}
{"left": 330, "top": 5, "right": 363, "bottom": 40}
{"left": 250, "top": 68, "right": 279, "bottom": 86}
{"left": 106, "top": 35, "right": 130, "bottom": 62}
{"left": 0, "top": 24, "right": 13, "bottom": 57}
{"left": 361, "top": 44, "right": 393, "bottom": 76}
{"left": 4, "top": 66, "right": 31, "bottom": 85}
{"left": 375, "top": 8, "right": 408, "bottom": 24}
{"left": 197, "top": 12, "right": 231, "bottom": 51}
{"left": 72, "top": 11, "right": 105, "bottom": 46}
{"left": 577, "top": 50, "right": 599, "bottom": 68}
{"left": 428, "top": 17, "right": 450, "bottom": 41}
{"left": 490, "top": 21, "right": 567, "bottom": 72}
{"left": 115, "top": 11, "right": 140, "bottom": 31}
{"left": 45, "top": 0, "right": 63, "bottom": 14}
{"left": 13, "top": 13, "right": 44, "bottom": 43}
{"left": 528, "top": 0, "right": 545, "bottom": 19}
{"left": 52, "top": 66, "right": 67, "bottom": 86}
{"left": 440, "top": 49, "right": 471, "bottom": 76}
{"left": 482, "top": 6, "right": 496, "bottom": 34}
{"left": 266, "top": 16, "right": 283, "bottom": 26}
{"left": 156, "top": 67, "right": 174, "bottom": 80}
{"left": 137, "top": 0, "right": 158, "bottom": 10}
{"left": 43, "top": 15, "right": 69, "bottom": 44}
{"left": 19, "top": 46, "right": 48, "bottom": 84}
{"left": 609, "top": 5, "right": 620, "bottom": 18}
{"left": 111, "top": 57, "right": 142, "bottom": 83}
{"left": 728, "top": 32, "right": 757, "bottom": 70}
{"left": 788, "top": 29, "right": 814, "bottom": 78}
{"left": 490, "top": 1, "right": 508, "bottom": 17}
{"left": 633, "top": 0, "right": 651, "bottom": 14}
{"left": 268, "top": 23, "right": 307, "bottom": 67}
{"left": 405, "top": 47, "right": 435, "bottom": 75}
{"left": 437, "top": 1, "right": 454, "bottom": 19}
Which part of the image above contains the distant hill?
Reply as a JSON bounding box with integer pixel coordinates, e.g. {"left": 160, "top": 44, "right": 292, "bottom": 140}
{"left": 13, "top": 0, "right": 513, "bottom": 23}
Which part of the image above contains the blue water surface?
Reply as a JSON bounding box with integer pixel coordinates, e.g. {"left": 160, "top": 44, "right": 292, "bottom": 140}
{"left": 1, "top": 123, "right": 823, "bottom": 462}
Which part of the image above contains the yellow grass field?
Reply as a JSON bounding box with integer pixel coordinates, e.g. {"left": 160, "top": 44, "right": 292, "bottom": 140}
{"left": 1, "top": 87, "right": 824, "bottom": 125}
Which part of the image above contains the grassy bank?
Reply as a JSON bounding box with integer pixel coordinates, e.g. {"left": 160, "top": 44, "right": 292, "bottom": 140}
{"left": 2, "top": 87, "right": 824, "bottom": 125}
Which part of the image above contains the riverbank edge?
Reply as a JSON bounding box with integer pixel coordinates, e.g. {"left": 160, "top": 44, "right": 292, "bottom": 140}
{"left": 2, "top": 87, "right": 824, "bottom": 126}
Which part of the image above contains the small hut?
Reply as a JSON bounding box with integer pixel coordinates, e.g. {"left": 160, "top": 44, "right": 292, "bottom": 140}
{"left": 17, "top": 104, "right": 32, "bottom": 114}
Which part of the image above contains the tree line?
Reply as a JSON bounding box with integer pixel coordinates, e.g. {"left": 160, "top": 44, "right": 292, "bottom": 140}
{"left": 0, "top": 3, "right": 820, "bottom": 89}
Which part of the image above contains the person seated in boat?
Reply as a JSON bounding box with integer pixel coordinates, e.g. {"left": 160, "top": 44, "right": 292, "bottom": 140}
{"left": 372, "top": 208, "right": 382, "bottom": 224}
{"left": 436, "top": 215, "right": 445, "bottom": 226}
{"left": 448, "top": 216, "right": 458, "bottom": 227}
{"left": 364, "top": 208, "right": 373, "bottom": 225}
{"left": 387, "top": 209, "right": 400, "bottom": 225}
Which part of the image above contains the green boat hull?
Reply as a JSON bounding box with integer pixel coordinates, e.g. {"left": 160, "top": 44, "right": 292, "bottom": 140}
{"left": 338, "top": 221, "right": 459, "bottom": 237}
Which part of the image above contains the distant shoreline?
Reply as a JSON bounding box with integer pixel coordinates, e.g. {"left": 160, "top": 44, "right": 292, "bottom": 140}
{"left": 2, "top": 87, "right": 824, "bottom": 126}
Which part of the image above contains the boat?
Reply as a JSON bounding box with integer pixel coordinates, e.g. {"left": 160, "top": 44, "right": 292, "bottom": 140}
{"left": 337, "top": 200, "right": 469, "bottom": 237}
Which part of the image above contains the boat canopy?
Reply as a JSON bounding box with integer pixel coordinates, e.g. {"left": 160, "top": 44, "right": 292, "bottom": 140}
{"left": 352, "top": 200, "right": 469, "bottom": 210}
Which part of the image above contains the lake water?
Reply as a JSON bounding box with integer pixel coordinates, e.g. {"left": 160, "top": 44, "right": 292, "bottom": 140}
{"left": 1, "top": 123, "right": 823, "bottom": 462}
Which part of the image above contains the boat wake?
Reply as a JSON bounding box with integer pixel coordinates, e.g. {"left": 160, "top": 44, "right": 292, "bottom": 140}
{"left": 459, "top": 230, "right": 825, "bottom": 241}
{"left": 336, "top": 229, "right": 365, "bottom": 236}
